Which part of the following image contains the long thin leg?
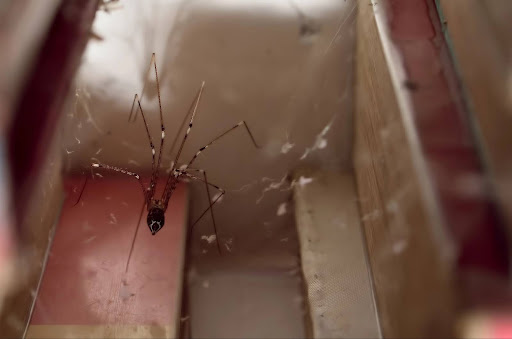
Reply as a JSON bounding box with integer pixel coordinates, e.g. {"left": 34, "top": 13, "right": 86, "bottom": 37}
{"left": 72, "top": 177, "right": 88, "bottom": 207}
{"left": 182, "top": 121, "right": 260, "bottom": 171}
{"left": 167, "top": 98, "right": 195, "bottom": 167}
{"left": 179, "top": 169, "right": 224, "bottom": 254}
{"left": 92, "top": 162, "right": 147, "bottom": 200}
{"left": 125, "top": 199, "right": 146, "bottom": 273}
{"left": 134, "top": 96, "right": 157, "bottom": 197}
{"left": 148, "top": 53, "right": 165, "bottom": 198}
{"left": 128, "top": 53, "right": 156, "bottom": 123}
{"left": 162, "top": 82, "right": 205, "bottom": 203}
{"left": 151, "top": 53, "right": 165, "bottom": 187}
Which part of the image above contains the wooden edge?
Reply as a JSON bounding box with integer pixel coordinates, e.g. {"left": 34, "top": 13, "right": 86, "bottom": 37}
{"left": 353, "top": 1, "right": 455, "bottom": 337}
{"left": 26, "top": 325, "right": 174, "bottom": 339}
{"left": 293, "top": 169, "right": 381, "bottom": 338}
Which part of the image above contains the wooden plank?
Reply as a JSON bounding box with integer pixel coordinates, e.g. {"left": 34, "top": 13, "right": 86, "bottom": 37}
{"left": 353, "top": 1, "right": 454, "bottom": 337}
{"left": 293, "top": 169, "right": 380, "bottom": 338}
{"left": 26, "top": 178, "right": 188, "bottom": 339}
{"left": 437, "top": 0, "right": 512, "bottom": 236}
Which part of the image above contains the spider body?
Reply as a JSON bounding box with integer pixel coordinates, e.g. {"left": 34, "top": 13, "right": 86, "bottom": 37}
{"left": 147, "top": 204, "right": 165, "bottom": 235}
{"left": 89, "top": 53, "right": 259, "bottom": 257}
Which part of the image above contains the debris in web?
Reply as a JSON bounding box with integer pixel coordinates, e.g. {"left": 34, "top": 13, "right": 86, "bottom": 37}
{"left": 257, "top": 173, "right": 289, "bottom": 203}
{"left": 201, "top": 234, "right": 216, "bottom": 244}
{"left": 300, "top": 116, "right": 335, "bottom": 160}
{"left": 277, "top": 202, "right": 287, "bottom": 216}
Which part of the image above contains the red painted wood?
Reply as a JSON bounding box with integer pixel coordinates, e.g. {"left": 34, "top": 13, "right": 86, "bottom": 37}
{"left": 30, "top": 177, "right": 187, "bottom": 325}
{"left": 388, "top": 0, "right": 509, "bottom": 274}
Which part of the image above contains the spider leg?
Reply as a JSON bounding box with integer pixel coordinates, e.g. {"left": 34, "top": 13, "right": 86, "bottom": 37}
{"left": 128, "top": 53, "right": 156, "bottom": 123}
{"left": 182, "top": 120, "right": 260, "bottom": 171}
{"left": 133, "top": 96, "right": 158, "bottom": 198}
{"left": 179, "top": 168, "right": 224, "bottom": 254}
{"left": 125, "top": 199, "right": 146, "bottom": 273}
{"left": 152, "top": 53, "right": 166, "bottom": 199}
{"left": 162, "top": 82, "right": 205, "bottom": 204}
{"left": 91, "top": 162, "right": 147, "bottom": 201}
{"left": 72, "top": 176, "right": 88, "bottom": 207}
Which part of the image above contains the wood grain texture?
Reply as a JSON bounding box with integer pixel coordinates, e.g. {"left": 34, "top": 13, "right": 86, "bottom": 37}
{"left": 437, "top": 0, "right": 512, "bottom": 237}
{"left": 293, "top": 169, "right": 380, "bottom": 338}
{"left": 353, "top": 1, "right": 454, "bottom": 337}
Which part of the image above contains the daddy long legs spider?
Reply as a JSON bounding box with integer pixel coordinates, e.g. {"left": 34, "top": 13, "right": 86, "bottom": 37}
{"left": 87, "top": 53, "right": 260, "bottom": 260}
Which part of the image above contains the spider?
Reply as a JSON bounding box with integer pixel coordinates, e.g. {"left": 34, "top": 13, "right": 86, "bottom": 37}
{"left": 88, "top": 53, "right": 260, "bottom": 253}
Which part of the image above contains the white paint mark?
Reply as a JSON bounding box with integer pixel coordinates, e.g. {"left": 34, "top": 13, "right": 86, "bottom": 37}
{"left": 292, "top": 176, "right": 314, "bottom": 188}
{"left": 82, "top": 221, "right": 92, "bottom": 232}
{"left": 75, "top": 136, "right": 81, "bottom": 144}
{"left": 362, "top": 209, "right": 381, "bottom": 221}
{"left": 95, "top": 173, "right": 103, "bottom": 178}
{"left": 83, "top": 236, "right": 97, "bottom": 244}
{"left": 277, "top": 202, "right": 287, "bottom": 216}
{"left": 109, "top": 213, "right": 117, "bottom": 224}
{"left": 201, "top": 234, "right": 216, "bottom": 244}
{"left": 119, "top": 284, "right": 134, "bottom": 300}
{"left": 331, "top": 217, "right": 347, "bottom": 229}
{"left": 95, "top": 148, "right": 102, "bottom": 155}
{"left": 281, "top": 141, "right": 295, "bottom": 154}
{"left": 65, "top": 148, "right": 74, "bottom": 154}
{"left": 392, "top": 239, "right": 408, "bottom": 255}
{"left": 223, "top": 238, "right": 234, "bottom": 253}
{"left": 92, "top": 163, "right": 100, "bottom": 168}
{"left": 224, "top": 242, "right": 232, "bottom": 252}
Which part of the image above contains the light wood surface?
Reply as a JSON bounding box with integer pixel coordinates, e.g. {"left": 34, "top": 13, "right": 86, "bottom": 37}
{"left": 293, "top": 169, "right": 380, "bottom": 338}
{"left": 353, "top": 1, "right": 454, "bottom": 337}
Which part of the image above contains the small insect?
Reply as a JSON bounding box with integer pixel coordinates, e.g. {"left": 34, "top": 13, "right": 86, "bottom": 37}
{"left": 88, "top": 53, "right": 260, "bottom": 255}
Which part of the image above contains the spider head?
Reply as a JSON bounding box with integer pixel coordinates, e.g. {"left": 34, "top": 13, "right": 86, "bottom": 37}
{"left": 147, "top": 207, "right": 165, "bottom": 235}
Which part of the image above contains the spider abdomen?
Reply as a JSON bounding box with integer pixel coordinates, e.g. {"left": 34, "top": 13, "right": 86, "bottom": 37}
{"left": 147, "top": 206, "right": 165, "bottom": 235}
